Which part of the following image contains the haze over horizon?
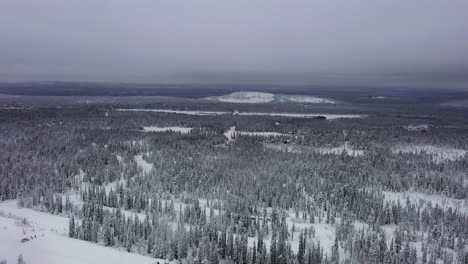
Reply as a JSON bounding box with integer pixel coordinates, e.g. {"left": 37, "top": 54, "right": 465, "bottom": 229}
{"left": 1, "top": 0, "right": 468, "bottom": 88}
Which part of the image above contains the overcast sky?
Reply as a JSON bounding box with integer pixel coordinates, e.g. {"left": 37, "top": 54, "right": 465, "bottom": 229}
{"left": 1, "top": 0, "right": 467, "bottom": 87}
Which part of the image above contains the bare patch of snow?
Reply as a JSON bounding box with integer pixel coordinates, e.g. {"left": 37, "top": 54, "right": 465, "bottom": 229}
{"left": 206, "top": 92, "right": 275, "bottom": 103}
{"left": 238, "top": 112, "right": 364, "bottom": 119}
{"left": 403, "top": 124, "right": 430, "bottom": 132}
{"left": 237, "top": 131, "right": 289, "bottom": 137}
{"left": 224, "top": 126, "right": 237, "bottom": 142}
{"left": 315, "top": 143, "right": 364, "bottom": 157}
{"left": 278, "top": 95, "right": 336, "bottom": 104}
{"left": 134, "top": 154, "right": 154, "bottom": 175}
{"left": 263, "top": 143, "right": 304, "bottom": 154}
{"left": 116, "top": 109, "right": 365, "bottom": 119}
{"left": 142, "top": 126, "right": 192, "bottom": 133}
{"left": 116, "top": 108, "right": 230, "bottom": 116}
{"left": 0, "top": 200, "right": 162, "bottom": 264}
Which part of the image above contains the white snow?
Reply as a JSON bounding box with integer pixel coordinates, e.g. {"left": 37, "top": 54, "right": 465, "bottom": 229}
{"left": 142, "top": 126, "right": 192, "bottom": 134}
{"left": 237, "top": 112, "right": 364, "bottom": 119}
{"left": 116, "top": 108, "right": 230, "bottom": 116}
{"left": 224, "top": 126, "right": 237, "bottom": 142}
{"left": 403, "top": 124, "right": 430, "bottom": 132}
{"left": 0, "top": 200, "right": 161, "bottom": 264}
{"left": 237, "top": 131, "right": 289, "bottom": 137}
{"left": 134, "top": 154, "right": 154, "bottom": 175}
{"left": 116, "top": 109, "right": 364, "bottom": 119}
{"left": 315, "top": 143, "right": 364, "bottom": 157}
{"left": 205, "top": 92, "right": 336, "bottom": 104}
{"left": 392, "top": 145, "right": 467, "bottom": 163}
{"left": 206, "top": 92, "right": 275, "bottom": 103}
{"left": 223, "top": 126, "right": 289, "bottom": 141}
{"left": 278, "top": 95, "right": 336, "bottom": 104}
{"left": 263, "top": 143, "right": 304, "bottom": 154}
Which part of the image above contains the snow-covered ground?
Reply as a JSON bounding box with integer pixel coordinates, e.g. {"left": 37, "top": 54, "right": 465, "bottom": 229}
{"left": 206, "top": 92, "right": 275, "bottom": 103}
{"left": 142, "top": 126, "right": 192, "bottom": 133}
{"left": 224, "top": 126, "right": 289, "bottom": 141}
{"left": 205, "top": 92, "right": 336, "bottom": 104}
{"left": 277, "top": 95, "right": 336, "bottom": 104}
{"left": 263, "top": 143, "right": 304, "bottom": 154}
{"left": 315, "top": 143, "right": 364, "bottom": 157}
{"left": 239, "top": 112, "right": 363, "bottom": 119}
{"left": 116, "top": 108, "right": 230, "bottom": 116}
{"left": 403, "top": 124, "right": 430, "bottom": 132}
{"left": 237, "top": 131, "right": 289, "bottom": 137}
{"left": 383, "top": 191, "right": 468, "bottom": 214}
{"left": 224, "top": 126, "right": 236, "bottom": 142}
{"left": 0, "top": 200, "right": 161, "bottom": 264}
{"left": 392, "top": 145, "right": 467, "bottom": 163}
{"left": 116, "top": 109, "right": 364, "bottom": 119}
{"left": 134, "top": 154, "right": 154, "bottom": 175}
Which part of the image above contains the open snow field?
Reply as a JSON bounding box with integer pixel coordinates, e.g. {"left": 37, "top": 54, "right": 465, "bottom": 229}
{"left": 0, "top": 200, "right": 161, "bottom": 264}
{"left": 206, "top": 92, "right": 275, "bottom": 103}
{"left": 237, "top": 131, "right": 289, "bottom": 137}
{"left": 403, "top": 124, "right": 430, "bottom": 132}
{"left": 315, "top": 143, "right": 364, "bottom": 157}
{"left": 117, "top": 109, "right": 364, "bottom": 119}
{"left": 223, "top": 126, "right": 290, "bottom": 141}
{"left": 224, "top": 126, "right": 237, "bottom": 141}
{"left": 392, "top": 144, "right": 467, "bottom": 163}
{"left": 142, "top": 126, "right": 192, "bottom": 133}
{"left": 134, "top": 154, "right": 154, "bottom": 175}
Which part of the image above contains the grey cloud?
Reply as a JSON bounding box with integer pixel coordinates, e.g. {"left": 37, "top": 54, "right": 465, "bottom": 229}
{"left": 1, "top": 0, "right": 467, "bottom": 87}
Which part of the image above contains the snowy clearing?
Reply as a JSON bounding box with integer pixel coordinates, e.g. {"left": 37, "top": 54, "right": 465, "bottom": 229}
{"left": 116, "top": 108, "right": 230, "bottom": 116}
{"left": 224, "top": 126, "right": 236, "bottom": 141}
{"left": 403, "top": 124, "right": 430, "bottom": 132}
{"left": 224, "top": 126, "right": 289, "bottom": 141}
{"left": 0, "top": 200, "right": 161, "bottom": 264}
{"left": 315, "top": 143, "right": 364, "bottom": 157}
{"left": 142, "top": 126, "right": 192, "bottom": 133}
{"left": 392, "top": 145, "right": 467, "bottom": 163}
{"left": 134, "top": 154, "right": 154, "bottom": 175}
{"left": 116, "top": 108, "right": 364, "bottom": 119}
{"left": 236, "top": 112, "right": 363, "bottom": 119}
{"left": 237, "top": 131, "right": 289, "bottom": 137}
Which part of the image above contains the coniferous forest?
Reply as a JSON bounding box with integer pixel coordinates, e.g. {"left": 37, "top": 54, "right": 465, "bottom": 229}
{"left": 1, "top": 87, "right": 468, "bottom": 264}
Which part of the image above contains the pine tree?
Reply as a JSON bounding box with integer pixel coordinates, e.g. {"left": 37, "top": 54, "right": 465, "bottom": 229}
{"left": 68, "top": 216, "right": 75, "bottom": 238}
{"left": 331, "top": 237, "right": 339, "bottom": 264}
{"left": 270, "top": 239, "right": 277, "bottom": 264}
{"left": 17, "top": 255, "right": 25, "bottom": 264}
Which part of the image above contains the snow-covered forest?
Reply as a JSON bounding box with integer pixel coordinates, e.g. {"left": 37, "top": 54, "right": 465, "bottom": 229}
{"left": 1, "top": 90, "right": 468, "bottom": 264}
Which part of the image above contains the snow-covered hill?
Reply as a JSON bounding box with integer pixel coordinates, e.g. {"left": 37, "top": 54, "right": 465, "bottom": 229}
{"left": 277, "top": 95, "right": 336, "bottom": 104}
{"left": 206, "top": 92, "right": 275, "bottom": 103}
{"left": 0, "top": 200, "right": 162, "bottom": 264}
{"left": 205, "top": 92, "right": 336, "bottom": 104}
